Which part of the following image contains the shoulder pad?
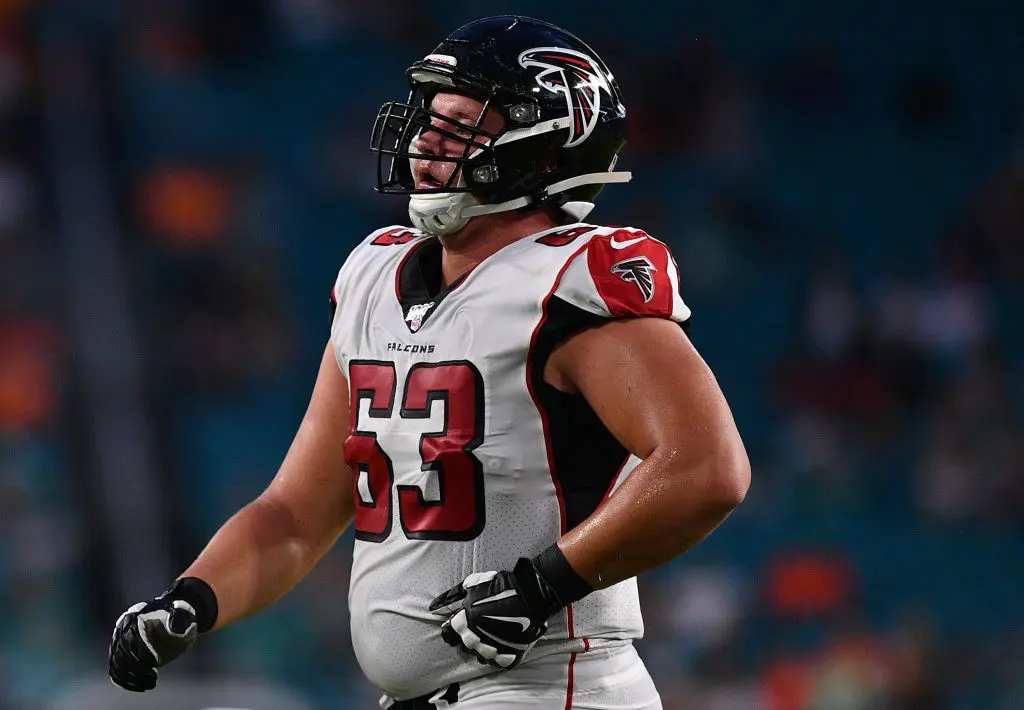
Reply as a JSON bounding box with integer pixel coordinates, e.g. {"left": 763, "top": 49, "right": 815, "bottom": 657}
{"left": 366, "top": 226, "right": 427, "bottom": 247}
{"left": 330, "top": 225, "right": 427, "bottom": 321}
{"left": 554, "top": 227, "right": 690, "bottom": 322}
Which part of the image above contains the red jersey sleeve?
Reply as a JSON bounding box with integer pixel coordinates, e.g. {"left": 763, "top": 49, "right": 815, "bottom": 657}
{"left": 553, "top": 228, "right": 691, "bottom": 324}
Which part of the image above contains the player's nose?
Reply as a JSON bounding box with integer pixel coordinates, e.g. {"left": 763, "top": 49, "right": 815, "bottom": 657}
{"left": 413, "top": 119, "right": 444, "bottom": 157}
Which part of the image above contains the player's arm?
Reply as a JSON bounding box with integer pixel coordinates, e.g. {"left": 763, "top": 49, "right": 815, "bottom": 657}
{"left": 429, "top": 230, "right": 748, "bottom": 669}
{"left": 109, "top": 343, "right": 354, "bottom": 691}
{"left": 546, "top": 316, "right": 750, "bottom": 587}
{"left": 429, "top": 323, "right": 748, "bottom": 669}
{"left": 182, "top": 342, "right": 355, "bottom": 627}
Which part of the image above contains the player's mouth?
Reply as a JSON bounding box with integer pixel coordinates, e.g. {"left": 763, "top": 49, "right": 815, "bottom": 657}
{"left": 415, "top": 166, "right": 448, "bottom": 190}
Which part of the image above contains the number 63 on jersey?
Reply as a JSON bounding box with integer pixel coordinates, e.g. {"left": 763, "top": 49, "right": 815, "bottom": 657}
{"left": 346, "top": 360, "right": 486, "bottom": 543}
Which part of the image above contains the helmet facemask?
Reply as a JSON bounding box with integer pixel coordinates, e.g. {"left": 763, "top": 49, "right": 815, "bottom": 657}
{"left": 371, "top": 87, "right": 504, "bottom": 198}
{"left": 372, "top": 86, "right": 520, "bottom": 235}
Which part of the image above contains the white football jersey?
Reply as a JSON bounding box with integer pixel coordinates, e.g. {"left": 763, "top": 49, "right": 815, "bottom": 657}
{"left": 329, "top": 222, "right": 691, "bottom": 700}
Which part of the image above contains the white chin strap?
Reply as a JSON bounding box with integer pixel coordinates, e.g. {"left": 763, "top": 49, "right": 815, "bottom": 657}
{"left": 408, "top": 170, "right": 632, "bottom": 236}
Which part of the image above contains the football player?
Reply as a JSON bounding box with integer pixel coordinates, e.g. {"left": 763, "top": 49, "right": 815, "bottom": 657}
{"left": 109, "top": 15, "right": 750, "bottom": 709}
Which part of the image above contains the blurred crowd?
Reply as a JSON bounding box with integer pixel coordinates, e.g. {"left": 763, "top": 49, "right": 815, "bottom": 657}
{"left": 0, "top": 1, "right": 1022, "bottom": 709}
{"left": 0, "top": 3, "right": 96, "bottom": 708}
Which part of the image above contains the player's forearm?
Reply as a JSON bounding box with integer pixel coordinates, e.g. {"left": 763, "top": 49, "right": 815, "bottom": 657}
{"left": 558, "top": 442, "right": 750, "bottom": 589}
{"left": 181, "top": 495, "right": 337, "bottom": 630}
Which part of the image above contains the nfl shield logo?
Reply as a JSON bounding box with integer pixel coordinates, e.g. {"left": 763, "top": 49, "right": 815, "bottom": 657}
{"left": 405, "top": 301, "right": 435, "bottom": 333}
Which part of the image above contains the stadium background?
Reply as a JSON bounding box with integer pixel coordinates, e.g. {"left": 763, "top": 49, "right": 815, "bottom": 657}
{"left": 1, "top": 0, "right": 1022, "bottom": 708}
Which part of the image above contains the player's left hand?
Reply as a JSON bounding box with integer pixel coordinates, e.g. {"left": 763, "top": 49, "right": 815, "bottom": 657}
{"left": 108, "top": 592, "right": 198, "bottom": 692}
{"left": 429, "top": 557, "right": 564, "bottom": 669}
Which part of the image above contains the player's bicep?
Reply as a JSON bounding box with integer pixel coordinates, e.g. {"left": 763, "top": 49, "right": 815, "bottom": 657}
{"left": 262, "top": 343, "right": 354, "bottom": 551}
{"left": 548, "top": 317, "right": 741, "bottom": 470}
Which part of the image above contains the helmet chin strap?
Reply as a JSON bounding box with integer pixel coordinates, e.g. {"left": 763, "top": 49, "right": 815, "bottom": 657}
{"left": 408, "top": 191, "right": 477, "bottom": 236}
{"left": 409, "top": 170, "right": 632, "bottom": 237}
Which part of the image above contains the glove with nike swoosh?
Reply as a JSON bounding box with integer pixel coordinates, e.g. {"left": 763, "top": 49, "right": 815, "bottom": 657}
{"left": 428, "top": 544, "right": 594, "bottom": 669}
{"left": 108, "top": 577, "right": 218, "bottom": 692}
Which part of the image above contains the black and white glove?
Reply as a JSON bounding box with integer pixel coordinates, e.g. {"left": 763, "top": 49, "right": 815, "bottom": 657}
{"left": 108, "top": 577, "right": 218, "bottom": 692}
{"left": 429, "top": 544, "right": 594, "bottom": 669}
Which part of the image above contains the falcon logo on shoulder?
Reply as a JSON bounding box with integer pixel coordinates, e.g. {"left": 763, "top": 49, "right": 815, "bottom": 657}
{"left": 519, "top": 47, "right": 612, "bottom": 148}
{"left": 611, "top": 256, "right": 657, "bottom": 303}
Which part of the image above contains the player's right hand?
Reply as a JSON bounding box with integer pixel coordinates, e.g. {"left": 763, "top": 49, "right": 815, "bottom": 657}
{"left": 108, "top": 584, "right": 199, "bottom": 692}
{"left": 429, "top": 557, "right": 561, "bottom": 669}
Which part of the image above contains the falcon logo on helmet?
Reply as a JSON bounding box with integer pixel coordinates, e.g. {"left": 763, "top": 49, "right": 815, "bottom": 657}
{"left": 611, "top": 256, "right": 657, "bottom": 303}
{"left": 519, "top": 47, "right": 612, "bottom": 148}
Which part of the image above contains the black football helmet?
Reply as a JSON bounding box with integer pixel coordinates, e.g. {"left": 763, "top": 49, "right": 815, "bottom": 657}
{"left": 370, "top": 15, "right": 630, "bottom": 235}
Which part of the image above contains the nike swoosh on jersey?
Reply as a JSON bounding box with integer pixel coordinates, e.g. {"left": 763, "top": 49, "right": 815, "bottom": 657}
{"left": 471, "top": 589, "right": 518, "bottom": 606}
{"left": 481, "top": 615, "right": 533, "bottom": 631}
{"left": 609, "top": 235, "right": 647, "bottom": 249}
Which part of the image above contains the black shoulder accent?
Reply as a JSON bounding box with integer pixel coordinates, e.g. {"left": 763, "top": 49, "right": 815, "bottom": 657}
{"left": 535, "top": 382, "right": 629, "bottom": 530}
{"left": 533, "top": 296, "right": 608, "bottom": 370}
{"left": 530, "top": 295, "right": 628, "bottom": 530}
